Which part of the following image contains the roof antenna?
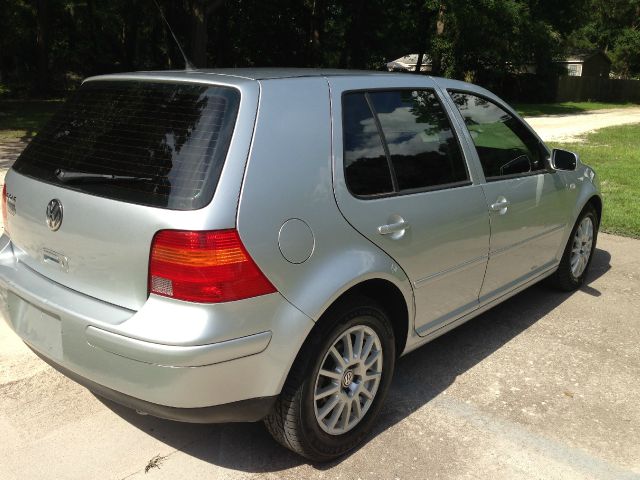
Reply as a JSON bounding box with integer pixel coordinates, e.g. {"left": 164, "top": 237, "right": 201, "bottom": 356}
{"left": 152, "top": 0, "right": 196, "bottom": 71}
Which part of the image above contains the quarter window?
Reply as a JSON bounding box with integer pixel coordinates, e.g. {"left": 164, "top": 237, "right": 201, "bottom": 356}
{"left": 342, "top": 89, "right": 468, "bottom": 197}
{"left": 450, "top": 92, "right": 547, "bottom": 179}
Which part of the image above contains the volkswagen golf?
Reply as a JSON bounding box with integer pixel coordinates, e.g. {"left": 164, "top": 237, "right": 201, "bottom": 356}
{"left": 0, "top": 69, "right": 601, "bottom": 461}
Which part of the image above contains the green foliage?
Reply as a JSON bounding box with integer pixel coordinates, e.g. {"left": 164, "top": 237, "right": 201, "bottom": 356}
{"left": 552, "top": 123, "right": 640, "bottom": 238}
{"left": 0, "top": 99, "right": 62, "bottom": 141}
{"left": 566, "top": 0, "right": 640, "bottom": 78}
{"left": 0, "top": 0, "right": 635, "bottom": 97}
{"left": 610, "top": 29, "right": 640, "bottom": 78}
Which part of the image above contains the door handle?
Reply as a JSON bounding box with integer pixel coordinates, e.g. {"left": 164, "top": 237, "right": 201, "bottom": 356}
{"left": 490, "top": 197, "right": 510, "bottom": 212}
{"left": 378, "top": 219, "right": 410, "bottom": 236}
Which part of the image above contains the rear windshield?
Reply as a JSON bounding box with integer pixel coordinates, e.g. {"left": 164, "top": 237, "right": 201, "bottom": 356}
{"left": 13, "top": 80, "right": 240, "bottom": 210}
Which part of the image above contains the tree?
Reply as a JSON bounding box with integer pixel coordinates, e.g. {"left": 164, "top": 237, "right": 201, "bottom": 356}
{"left": 567, "top": 0, "right": 640, "bottom": 78}
{"left": 0, "top": 0, "right": 630, "bottom": 97}
{"left": 35, "top": 0, "right": 49, "bottom": 94}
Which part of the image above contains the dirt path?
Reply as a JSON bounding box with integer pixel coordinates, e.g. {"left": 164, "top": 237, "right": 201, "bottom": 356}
{"left": 525, "top": 107, "right": 640, "bottom": 143}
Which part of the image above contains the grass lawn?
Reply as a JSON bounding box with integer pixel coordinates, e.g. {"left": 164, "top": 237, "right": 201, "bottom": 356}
{"left": 0, "top": 99, "right": 63, "bottom": 142}
{"left": 515, "top": 101, "right": 638, "bottom": 117}
{"left": 551, "top": 123, "right": 640, "bottom": 239}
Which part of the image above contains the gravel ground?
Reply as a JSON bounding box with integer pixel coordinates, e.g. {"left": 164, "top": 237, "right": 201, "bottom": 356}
{"left": 524, "top": 107, "right": 640, "bottom": 142}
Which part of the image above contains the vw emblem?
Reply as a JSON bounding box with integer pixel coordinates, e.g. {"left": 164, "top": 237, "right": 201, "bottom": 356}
{"left": 46, "top": 199, "right": 63, "bottom": 232}
{"left": 342, "top": 369, "right": 354, "bottom": 388}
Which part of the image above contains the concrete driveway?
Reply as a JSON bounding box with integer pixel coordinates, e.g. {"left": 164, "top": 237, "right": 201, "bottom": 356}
{"left": 1, "top": 232, "right": 639, "bottom": 480}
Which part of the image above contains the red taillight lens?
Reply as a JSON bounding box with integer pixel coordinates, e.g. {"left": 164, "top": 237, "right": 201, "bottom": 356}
{"left": 1, "top": 184, "right": 8, "bottom": 234}
{"left": 149, "top": 229, "right": 276, "bottom": 303}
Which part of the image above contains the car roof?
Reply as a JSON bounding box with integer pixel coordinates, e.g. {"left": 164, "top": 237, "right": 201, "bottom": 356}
{"left": 86, "top": 68, "right": 393, "bottom": 83}
{"left": 193, "top": 68, "right": 393, "bottom": 80}
{"left": 83, "top": 68, "right": 483, "bottom": 97}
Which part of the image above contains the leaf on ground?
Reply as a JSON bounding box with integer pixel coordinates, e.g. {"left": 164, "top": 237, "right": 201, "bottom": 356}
{"left": 144, "top": 454, "right": 166, "bottom": 474}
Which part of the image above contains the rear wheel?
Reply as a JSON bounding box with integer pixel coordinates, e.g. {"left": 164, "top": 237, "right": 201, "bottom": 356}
{"left": 550, "top": 204, "right": 599, "bottom": 291}
{"left": 264, "top": 297, "right": 395, "bottom": 461}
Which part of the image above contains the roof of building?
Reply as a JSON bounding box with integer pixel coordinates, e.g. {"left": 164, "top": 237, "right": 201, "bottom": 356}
{"left": 386, "top": 54, "right": 432, "bottom": 69}
{"left": 557, "top": 51, "right": 612, "bottom": 64}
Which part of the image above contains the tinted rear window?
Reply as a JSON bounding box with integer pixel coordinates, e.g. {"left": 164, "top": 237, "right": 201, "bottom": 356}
{"left": 13, "top": 80, "right": 240, "bottom": 210}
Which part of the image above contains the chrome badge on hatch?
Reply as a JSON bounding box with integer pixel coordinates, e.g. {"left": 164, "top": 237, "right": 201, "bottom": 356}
{"left": 45, "top": 199, "right": 63, "bottom": 231}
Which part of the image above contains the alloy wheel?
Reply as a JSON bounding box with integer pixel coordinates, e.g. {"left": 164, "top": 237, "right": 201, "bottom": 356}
{"left": 313, "top": 323, "right": 383, "bottom": 435}
{"left": 570, "top": 216, "right": 594, "bottom": 278}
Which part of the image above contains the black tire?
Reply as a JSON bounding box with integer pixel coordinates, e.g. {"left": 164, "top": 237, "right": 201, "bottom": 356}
{"left": 549, "top": 203, "right": 599, "bottom": 291}
{"left": 264, "top": 296, "right": 396, "bottom": 462}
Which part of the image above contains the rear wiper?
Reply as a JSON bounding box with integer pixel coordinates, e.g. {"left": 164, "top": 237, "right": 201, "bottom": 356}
{"left": 55, "top": 169, "right": 153, "bottom": 184}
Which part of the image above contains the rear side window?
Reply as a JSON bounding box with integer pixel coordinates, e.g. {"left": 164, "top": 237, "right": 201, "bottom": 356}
{"left": 449, "top": 91, "right": 546, "bottom": 179}
{"left": 13, "top": 80, "right": 240, "bottom": 210}
{"left": 368, "top": 90, "right": 468, "bottom": 191}
{"left": 342, "top": 89, "right": 468, "bottom": 198}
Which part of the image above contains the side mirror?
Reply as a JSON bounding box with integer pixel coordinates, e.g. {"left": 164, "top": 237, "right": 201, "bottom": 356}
{"left": 551, "top": 149, "right": 578, "bottom": 171}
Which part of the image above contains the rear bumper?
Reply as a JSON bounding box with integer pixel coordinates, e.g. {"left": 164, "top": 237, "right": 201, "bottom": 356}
{"left": 30, "top": 346, "right": 277, "bottom": 423}
{"left": 0, "top": 235, "right": 314, "bottom": 418}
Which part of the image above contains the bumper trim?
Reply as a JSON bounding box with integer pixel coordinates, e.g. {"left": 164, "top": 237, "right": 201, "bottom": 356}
{"left": 86, "top": 326, "right": 272, "bottom": 367}
{"left": 30, "top": 346, "right": 278, "bottom": 423}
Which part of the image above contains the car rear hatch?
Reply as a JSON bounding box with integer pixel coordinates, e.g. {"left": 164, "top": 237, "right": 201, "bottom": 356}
{"left": 4, "top": 76, "right": 253, "bottom": 311}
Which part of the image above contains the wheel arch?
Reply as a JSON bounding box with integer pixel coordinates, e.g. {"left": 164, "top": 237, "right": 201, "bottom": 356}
{"left": 586, "top": 194, "right": 603, "bottom": 226}
{"left": 321, "top": 278, "right": 410, "bottom": 356}
{"left": 278, "top": 275, "right": 412, "bottom": 391}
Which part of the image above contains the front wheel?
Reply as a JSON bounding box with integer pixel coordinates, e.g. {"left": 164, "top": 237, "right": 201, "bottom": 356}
{"left": 550, "top": 204, "right": 599, "bottom": 291}
{"left": 264, "top": 297, "right": 395, "bottom": 461}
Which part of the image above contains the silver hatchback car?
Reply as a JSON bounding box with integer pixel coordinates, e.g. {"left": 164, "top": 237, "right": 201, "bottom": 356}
{"left": 0, "top": 69, "right": 601, "bottom": 461}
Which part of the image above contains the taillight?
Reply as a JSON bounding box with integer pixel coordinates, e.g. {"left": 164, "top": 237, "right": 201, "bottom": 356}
{"left": 149, "top": 229, "right": 276, "bottom": 303}
{"left": 1, "top": 184, "right": 8, "bottom": 235}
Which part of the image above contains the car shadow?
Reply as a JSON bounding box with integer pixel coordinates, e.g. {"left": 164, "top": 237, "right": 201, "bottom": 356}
{"left": 98, "top": 247, "right": 612, "bottom": 472}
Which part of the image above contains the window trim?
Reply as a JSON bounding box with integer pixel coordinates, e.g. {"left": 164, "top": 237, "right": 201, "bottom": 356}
{"left": 341, "top": 87, "right": 472, "bottom": 200}
{"left": 447, "top": 89, "right": 552, "bottom": 182}
{"left": 364, "top": 92, "right": 399, "bottom": 192}
{"left": 486, "top": 170, "right": 547, "bottom": 182}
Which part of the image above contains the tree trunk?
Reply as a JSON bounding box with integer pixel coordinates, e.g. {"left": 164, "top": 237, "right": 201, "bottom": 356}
{"left": 414, "top": 53, "right": 424, "bottom": 73}
{"left": 35, "top": 0, "right": 49, "bottom": 95}
{"left": 431, "top": 2, "right": 446, "bottom": 76}
{"left": 308, "top": 0, "right": 326, "bottom": 67}
{"left": 189, "top": 0, "right": 225, "bottom": 68}
{"left": 190, "top": 0, "right": 208, "bottom": 68}
{"left": 414, "top": 2, "right": 430, "bottom": 74}
{"left": 339, "top": 0, "right": 366, "bottom": 69}
{"left": 211, "top": 1, "right": 230, "bottom": 67}
{"left": 123, "top": 0, "right": 140, "bottom": 70}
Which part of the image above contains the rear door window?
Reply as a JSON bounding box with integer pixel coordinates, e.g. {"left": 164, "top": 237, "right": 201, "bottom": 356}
{"left": 13, "top": 80, "right": 240, "bottom": 210}
{"left": 342, "top": 89, "right": 468, "bottom": 198}
{"left": 367, "top": 90, "right": 468, "bottom": 191}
